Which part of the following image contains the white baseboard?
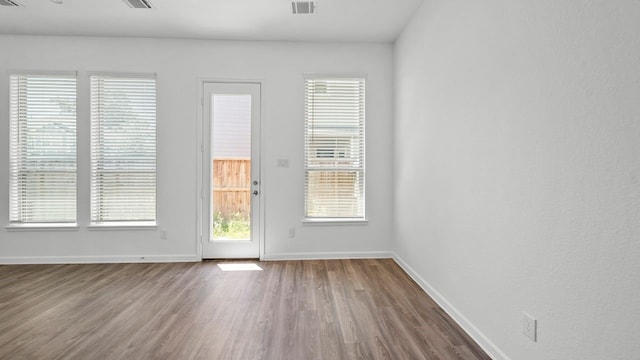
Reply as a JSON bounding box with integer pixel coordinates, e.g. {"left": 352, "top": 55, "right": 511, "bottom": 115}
{"left": 0, "top": 254, "right": 200, "bottom": 265}
{"left": 263, "top": 251, "right": 393, "bottom": 261}
{"left": 391, "top": 252, "right": 510, "bottom": 360}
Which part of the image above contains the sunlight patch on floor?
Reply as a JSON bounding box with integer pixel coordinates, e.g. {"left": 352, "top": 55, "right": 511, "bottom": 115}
{"left": 217, "top": 263, "right": 263, "bottom": 271}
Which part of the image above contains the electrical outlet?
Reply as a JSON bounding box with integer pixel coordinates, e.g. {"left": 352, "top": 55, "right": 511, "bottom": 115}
{"left": 160, "top": 229, "right": 168, "bottom": 240}
{"left": 288, "top": 227, "right": 295, "bottom": 238}
{"left": 523, "top": 312, "right": 537, "bottom": 342}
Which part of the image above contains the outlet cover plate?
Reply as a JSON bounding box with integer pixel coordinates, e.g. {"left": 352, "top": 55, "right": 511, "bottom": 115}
{"left": 523, "top": 312, "right": 537, "bottom": 342}
{"left": 277, "top": 159, "right": 290, "bottom": 168}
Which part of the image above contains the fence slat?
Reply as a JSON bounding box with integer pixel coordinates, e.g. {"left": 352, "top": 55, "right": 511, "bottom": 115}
{"left": 213, "top": 159, "right": 251, "bottom": 219}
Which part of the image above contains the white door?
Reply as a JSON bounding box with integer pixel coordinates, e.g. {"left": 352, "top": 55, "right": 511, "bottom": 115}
{"left": 202, "top": 82, "right": 261, "bottom": 259}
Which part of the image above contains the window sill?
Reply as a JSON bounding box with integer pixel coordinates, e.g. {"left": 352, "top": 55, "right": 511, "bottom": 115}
{"left": 87, "top": 222, "right": 158, "bottom": 231}
{"left": 5, "top": 223, "right": 79, "bottom": 232}
{"left": 302, "top": 218, "right": 368, "bottom": 226}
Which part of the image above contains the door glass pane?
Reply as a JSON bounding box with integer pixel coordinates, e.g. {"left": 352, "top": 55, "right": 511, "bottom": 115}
{"left": 211, "top": 94, "right": 252, "bottom": 240}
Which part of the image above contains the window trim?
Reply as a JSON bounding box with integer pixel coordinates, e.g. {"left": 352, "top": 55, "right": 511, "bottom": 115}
{"left": 86, "top": 222, "right": 157, "bottom": 231}
{"left": 89, "top": 72, "right": 158, "bottom": 226}
{"left": 7, "top": 71, "right": 79, "bottom": 226}
{"left": 5, "top": 223, "right": 79, "bottom": 232}
{"left": 303, "top": 74, "right": 367, "bottom": 222}
{"left": 302, "top": 218, "right": 368, "bottom": 225}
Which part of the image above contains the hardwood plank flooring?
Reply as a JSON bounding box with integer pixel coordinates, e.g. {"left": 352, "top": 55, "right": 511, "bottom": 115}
{"left": 0, "top": 259, "right": 490, "bottom": 360}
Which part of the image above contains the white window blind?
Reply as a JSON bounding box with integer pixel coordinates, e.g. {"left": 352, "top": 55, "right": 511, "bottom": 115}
{"left": 304, "top": 77, "right": 365, "bottom": 219}
{"left": 90, "top": 75, "right": 156, "bottom": 224}
{"left": 9, "top": 74, "right": 77, "bottom": 224}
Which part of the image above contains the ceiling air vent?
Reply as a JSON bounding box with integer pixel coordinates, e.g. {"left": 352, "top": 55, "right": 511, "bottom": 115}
{"left": 0, "top": 0, "right": 21, "bottom": 6}
{"left": 292, "top": 1, "right": 315, "bottom": 14}
{"left": 124, "top": 0, "right": 152, "bottom": 9}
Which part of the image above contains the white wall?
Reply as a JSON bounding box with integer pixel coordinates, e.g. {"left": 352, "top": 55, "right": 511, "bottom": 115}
{"left": 0, "top": 35, "right": 394, "bottom": 262}
{"left": 394, "top": 0, "right": 640, "bottom": 359}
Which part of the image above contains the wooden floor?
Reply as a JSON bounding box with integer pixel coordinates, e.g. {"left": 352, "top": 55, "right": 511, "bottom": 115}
{"left": 0, "top": 259, "right": 489, "bottom": 360}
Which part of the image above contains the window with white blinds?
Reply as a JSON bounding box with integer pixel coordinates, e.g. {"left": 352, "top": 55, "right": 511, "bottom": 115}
{"left": 304, "top": 77, "right": 365, "bottom": 219}
{"left": 9, "top": 74, "right": 77, "bottom": 224}
{"left": 90, "top": 75, "right": 156, "bottom": 224}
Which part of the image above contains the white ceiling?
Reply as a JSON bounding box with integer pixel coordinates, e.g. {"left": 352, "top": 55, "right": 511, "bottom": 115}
{"left": 0, "top": 0, "right": 424, "bottom": 42}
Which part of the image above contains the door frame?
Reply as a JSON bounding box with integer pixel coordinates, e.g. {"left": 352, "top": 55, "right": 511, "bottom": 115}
{"left": 196, "top": 78, "right": 265, "bottom": 260}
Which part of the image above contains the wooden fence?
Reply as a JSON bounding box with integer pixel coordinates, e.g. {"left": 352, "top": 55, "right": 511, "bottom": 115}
{"left": 213, "top": 158, "right": 251, "bottom": 219}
